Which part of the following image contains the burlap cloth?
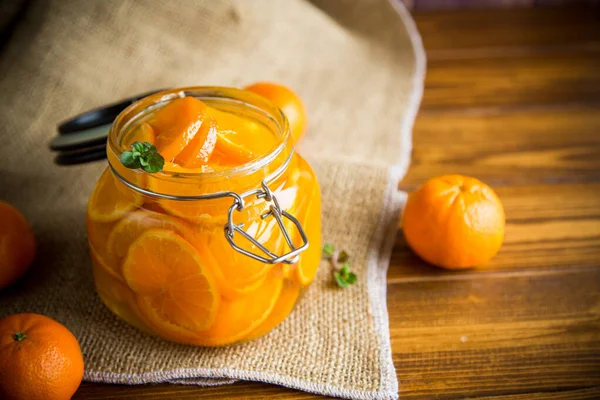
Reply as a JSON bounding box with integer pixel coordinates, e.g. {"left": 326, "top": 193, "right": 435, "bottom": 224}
{"left": 0, "top": 0, "right": 425, "bottom": 399}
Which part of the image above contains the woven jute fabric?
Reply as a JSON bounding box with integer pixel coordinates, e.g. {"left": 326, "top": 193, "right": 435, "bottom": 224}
{"left": 0, "top": 0, "right": 425, "bottom": 399}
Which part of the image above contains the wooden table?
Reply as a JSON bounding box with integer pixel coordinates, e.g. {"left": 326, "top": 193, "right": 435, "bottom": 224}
{"left": 76, "top": 6, "right": 600, "bottom": 399}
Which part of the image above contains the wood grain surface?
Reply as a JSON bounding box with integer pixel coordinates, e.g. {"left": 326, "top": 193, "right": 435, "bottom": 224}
{"left": 75, "top": 5, "right": 600, "bottom": 399}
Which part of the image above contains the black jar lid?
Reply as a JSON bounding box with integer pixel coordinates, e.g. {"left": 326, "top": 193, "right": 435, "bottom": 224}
{"left": 50, "top": 89, "right": 167, "bottom": 164}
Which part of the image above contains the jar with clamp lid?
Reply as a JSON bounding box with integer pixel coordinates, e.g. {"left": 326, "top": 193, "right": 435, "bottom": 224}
{"left": 86, "top": 87, "right": 321, "bottom": 346}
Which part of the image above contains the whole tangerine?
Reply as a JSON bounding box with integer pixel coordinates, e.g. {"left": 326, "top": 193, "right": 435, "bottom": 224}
{"left": 244, "top": 82, "right": 307, "bottom": 145}
{"left": 0, "top": 201, "right": 36, "bottom": 289}
{"left": 402, "top": 175, "right": 505, "bottom": 269}
{"left": 0, "top": 313, "right": 84, "bottom": 400}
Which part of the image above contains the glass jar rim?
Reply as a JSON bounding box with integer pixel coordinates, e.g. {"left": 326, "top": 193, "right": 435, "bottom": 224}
{"left": 107, "top": 86, "right": 291, "bottom": 182}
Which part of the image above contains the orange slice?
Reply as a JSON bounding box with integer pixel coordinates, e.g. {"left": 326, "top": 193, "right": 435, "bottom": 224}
{"left": 149, "top": 97, "right": 206, "bottom": 161}
{"left": 213, "top": 129, "right": 255, "bottom": 164}
{"left": 146, "top": 181, "right": 231, "bottom": 225}
{"left": 194, "top": 212, "right": 288, "bottom": 296}
{"left": 207, "top": 107, "right": 278, "bottom": 165}
{"left": 106, "top": 209, "right": 195, "bottom": 263}
{"left": 245, "top": 279, "right": 301, "bottom": 340}
{"left": 191, "top": 236, "right": 269, "bottom": 300}
{"left": 174, "top": 116, "right": 218, "bottom": 167}
{"left": 294, "top": 160, "right": 322, "bottom": 286}
{"left": 122, "top": 122, "right": 155, "bottom": 149}
{"left": 86, "top": 214, "right": 115, "bottom": 258}
{"left": 87, "top": 216, "right": 121, "bottom": 282}
{"left": 193, "top": 268, "right": 284, "bottom": 346}
{"left": 88, "top": 168, "right": 141, "bottom": 222}
{"left": 142, "top": 200, "right": 167, "bottom": 214}
{"left": 123, "top": 229, "right": 220, "bottom": 334}
{"left": 91, "top": 247, "right": 152, "bottom": 334}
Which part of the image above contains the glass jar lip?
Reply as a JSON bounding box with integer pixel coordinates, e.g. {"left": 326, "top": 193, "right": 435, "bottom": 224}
{"left": 107, "top": 86, "right": 291, "bottom": 181}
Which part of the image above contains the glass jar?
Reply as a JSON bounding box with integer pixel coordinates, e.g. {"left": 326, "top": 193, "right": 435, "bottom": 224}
{"left": 86, "top": 87, "right": 321, "bottom": 346}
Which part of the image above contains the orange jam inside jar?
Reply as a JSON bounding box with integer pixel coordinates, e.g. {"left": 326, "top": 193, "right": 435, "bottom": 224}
{"left": 86, "top": 87, "right": 321, "bottom": 346}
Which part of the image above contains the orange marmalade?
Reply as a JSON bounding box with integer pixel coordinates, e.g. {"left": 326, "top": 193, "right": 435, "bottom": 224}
{"left": 86, "top": 87, "right": 321, "bottom": 346}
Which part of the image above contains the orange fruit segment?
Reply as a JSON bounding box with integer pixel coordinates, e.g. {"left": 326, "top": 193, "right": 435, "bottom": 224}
{"left": 106, "top": 209, "right": 195, "bottom": 263}
{"left": 88, "top": 168, "right": 141, "bottom": 222}
{"left": 246, "top": 279, "right": 301, "bottom": 340}
{"left": 122, "top": 122, "right": 155, "bottom": 149}
{"left": 146, "top": 177, "right": 232, "bottom": 225}
{"left": 149, "top": 97, "right": 206, "bottom": 161}
{"left": 193, "top": 268, "right": 284, "bottom": 346}
{"left": 195, "top": 211, "right": 288, "bottom": 296}
{"left": 87, "top": 218, "right": 122, "bottom": 282}
{"left": 90, "top": 246, "right": 150, "bottom": 331}
{"left": 86, "top": 214, "right": 114, "bottom": 257}
{"left": 207, "top": 107, "right": 278, "bottom": 165}
{"left": 292, "top": 159, "right": 322, "bottom": 286}
{"left": 175, "top": 116, "right": 218, "bottom": 167}
{"left": 123, "top": 229, "right": 220, "bottom": 333}
{"left": 190, "top": 236, "right": 269, "bottom": 300}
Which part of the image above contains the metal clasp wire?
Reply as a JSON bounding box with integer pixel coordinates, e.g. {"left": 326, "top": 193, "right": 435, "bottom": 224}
{"left": 224, "top": 180, "right": 309, "bottom": 264}
{"left": 110, "top": 150, "right": 309, "bottom": 265}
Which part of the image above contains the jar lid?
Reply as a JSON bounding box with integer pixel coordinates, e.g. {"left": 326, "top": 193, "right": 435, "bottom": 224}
{"left": 50, "top": 89, "right": 166, "bottom": 164}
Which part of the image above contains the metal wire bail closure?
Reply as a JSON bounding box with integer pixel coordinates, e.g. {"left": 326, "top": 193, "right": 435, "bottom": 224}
{"left": 224, "top": 180, "right": 309, "bottom": 265}
{"left": 110, "top": 145, "right": 309, "bottom": 265}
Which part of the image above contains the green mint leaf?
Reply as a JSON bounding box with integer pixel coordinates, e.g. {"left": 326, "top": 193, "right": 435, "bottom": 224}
{"left": 340, "top": 263, "right": 351, "bottom": 275}
{"left": 345, "top": 272, "right": 357, "bottom": 285}
{"left": 131, "top": 142, "right": 145, "bottom": 154}
{"left": 334, "top": 271, "right": 350, "bottom": 288}
{"left": 334, "top": 263, "right": 357, "bottom": 288}
{"left": 120, "top": 151, "right": 141, "bottom": 169}
{"left": 142, "top": 152, "right": 165, "bottom": 173}
{"left": 337, "top": 250, "right": 350, "bottom": 264}
{"left": 121, "top": 142, "right": 164, "bottom": 173}
{"left": 322, "top": 243, "right": 335, "bottom": 259}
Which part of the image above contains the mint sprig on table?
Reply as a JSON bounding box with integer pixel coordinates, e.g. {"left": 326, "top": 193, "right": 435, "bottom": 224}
{"left": 322, "top": 244, "right": 357, "bottom": 288}
{"left": 120, "top": 142, "right": 164, "bottom": 173}
{"left": 335, "top": 264, "right": 357, "bottom": 288}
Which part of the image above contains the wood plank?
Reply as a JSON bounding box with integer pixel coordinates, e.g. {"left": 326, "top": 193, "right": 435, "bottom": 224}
{"left": 421, "top": 51, "right": 600, "bottom": 110}
{"left": 402, "top": 107, "right": 600, "bottom": 187}
{"left": 414, "top": 7, "right": 600, "bottom": 57}
{"left": 389, "top": 269, "right": 600, "bottom": 399}
{"left": 75, "top": 381, "right": 323, "bottom": 400}
{"left": 390, "top": 183, "right": 600, "bottom": 280}
{"left": 471, "top": 386, "right": 600, "bottom": 399}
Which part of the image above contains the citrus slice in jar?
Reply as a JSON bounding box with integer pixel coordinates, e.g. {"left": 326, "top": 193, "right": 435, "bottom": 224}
{"left": 123, "top": 229, "right": 220, "bottom": 333}
{"left": 91, "top": 246, "right": 149, "bottom": 332}
{"left": 193, "top": 210, "right": 287, "bottom": 299}
{"left": 122, "top": 122, "right": 155, "bottom": 149}
{"left": 149, "top": 97, "right": 206, "bottom": 161}
{"left": 191, "top": 237, "right": 269, "bottom": 301}
{"left": 106, "top": 209, "right": 195, "bottom": 264}
{"left": 88, "top": 168, "right": 142, "bottom": 222}
{"left": 174, "top": 116, "right": 218, "bottom": 167}
{"left": 86, "top": 213, "right": 116, "bottom": 260}
{"left": 294, "top": 163, "right": 322, "bottom": 286}
{"left": 245, "top": 279, "right": 301, "bottom": 340}
{"left": 193, "top": 268, "right": 284, "bottom": 346}
{"left": 207, "top": 107, "right": 278, "bottom": 165}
